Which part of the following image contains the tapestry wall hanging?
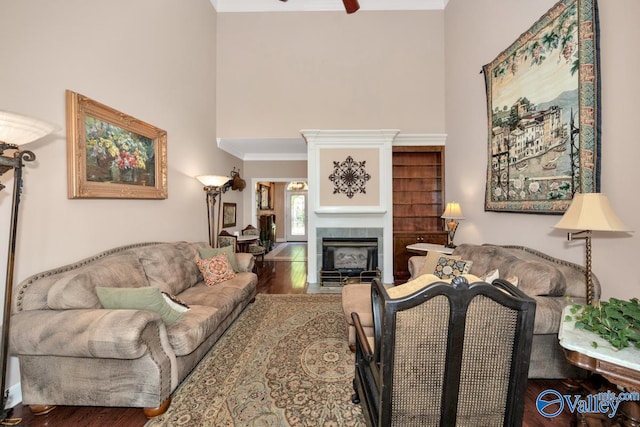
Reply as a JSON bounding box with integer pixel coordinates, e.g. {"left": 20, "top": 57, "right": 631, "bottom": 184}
{"left": 483, "top": 0, "right": 600, "bottom": 214}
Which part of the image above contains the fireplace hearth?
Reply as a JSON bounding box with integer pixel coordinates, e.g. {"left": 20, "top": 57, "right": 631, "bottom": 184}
{"left": 320, "top": 237, "right": 380, "bottom": 286}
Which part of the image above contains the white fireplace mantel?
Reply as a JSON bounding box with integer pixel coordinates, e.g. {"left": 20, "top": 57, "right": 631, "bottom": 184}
{"left": 302, "top": 129, "right": 399, "bottom": 285}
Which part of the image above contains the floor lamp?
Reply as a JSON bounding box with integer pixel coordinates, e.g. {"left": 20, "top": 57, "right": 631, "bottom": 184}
{"left": 554, "top": 193, "right": 630, "bottom": 305}
{"left": 196, "top": 175, "right": 232, "bottom": 248}
{"left": 0, "top": 111, "right": 57, "bottom": 421}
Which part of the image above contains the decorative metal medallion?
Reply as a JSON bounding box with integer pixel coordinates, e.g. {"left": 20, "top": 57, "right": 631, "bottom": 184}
{"left": 328, "top": 156, "right": 370, "bottom": 198}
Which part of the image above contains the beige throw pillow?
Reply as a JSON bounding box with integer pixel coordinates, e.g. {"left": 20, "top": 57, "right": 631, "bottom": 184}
{"left": 387, "top": 273, "right": 483, "bottom": 299}
{"left": 481, "top": 269, "right": 500, "bottom": 283}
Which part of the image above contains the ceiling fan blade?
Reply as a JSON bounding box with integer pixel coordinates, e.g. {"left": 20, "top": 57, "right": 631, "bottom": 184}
{"left": 343, "top": 0, "right": 360, "bottom": 13}
{"left": 278, "top": 0, "right": 358, "bottom": 14}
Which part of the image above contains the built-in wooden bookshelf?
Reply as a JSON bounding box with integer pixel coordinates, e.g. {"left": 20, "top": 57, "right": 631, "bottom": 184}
{"left": 392, "top": 146, "right": 447, "bottom": 283}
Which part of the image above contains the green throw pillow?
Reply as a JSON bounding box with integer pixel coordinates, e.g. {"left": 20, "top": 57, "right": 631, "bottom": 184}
{"left": 95, "top": 286, "right": 184, "bottom": 325}
{"left": 198, "top": 245, "right": 239, "bottom": 272}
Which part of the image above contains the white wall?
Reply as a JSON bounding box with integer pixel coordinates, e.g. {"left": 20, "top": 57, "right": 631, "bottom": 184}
{"left": 216, "top": 10, "right": 446, "bottom": 137}
{"left": 0, "top": 0, "right": 226, "bottom": 395}
{"left": 445, "top": 0, "right": 639, "bottom": 300}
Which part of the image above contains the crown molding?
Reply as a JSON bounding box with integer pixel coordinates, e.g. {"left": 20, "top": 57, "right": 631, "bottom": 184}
{"left": 393, "top": 133, "right": 447, "bottom": 146}
{"left": 217, "top": 137, "right": 307, "bottom": 161}
{"left": 211, "top": 0, "right": 448, "bottom": 13}
{"left": 217, "top": 132, "right": 446, "bottom": 160}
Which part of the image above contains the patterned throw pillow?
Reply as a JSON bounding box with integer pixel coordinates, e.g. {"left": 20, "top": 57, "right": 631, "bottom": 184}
{"left": 161, "top": 292, "right": 190, "bottom": 312}
{"left": 196, "top": 253, "right": 237, "bottom": 286}
{"left": 433, "top": 256, "right": 473, "bottom": 279}
{"left": 417, "top": 251, "right": 461, "bottom": 277}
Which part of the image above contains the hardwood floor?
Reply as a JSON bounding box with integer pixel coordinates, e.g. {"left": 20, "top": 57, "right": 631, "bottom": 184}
{"left": 8, "top": 247, "right": 589, "bottom": 426}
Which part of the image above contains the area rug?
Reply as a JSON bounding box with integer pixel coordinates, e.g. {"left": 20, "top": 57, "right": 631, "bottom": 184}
{"left": 146, "top": 294, "right": 365, "bottom": 426}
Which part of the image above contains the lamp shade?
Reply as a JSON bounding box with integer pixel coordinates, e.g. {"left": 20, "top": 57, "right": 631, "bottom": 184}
{"left": 554, "top": 193, "right": 629, "bottom": 232}
{"left": 441, "top": 202, "right": 464, "bottom": 220}
{"left": 196, "top": 175, "right": 230, "bottom": 187}
{"left": 0, "top": 110, "right": 58, "bottom": 146}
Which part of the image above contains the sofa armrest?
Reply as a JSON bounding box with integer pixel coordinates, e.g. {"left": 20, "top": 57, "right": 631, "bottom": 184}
{"left": 408, "top": 256, "right": 426, "bottom": 280}
{"left": 236, "top": 252, "right": 255, "bottom": 272}
{"left": 531, "top": 295, "right": 586, "bottom": 335}
{"left": 10, "top": 308, "right": 172, "bottom": 359}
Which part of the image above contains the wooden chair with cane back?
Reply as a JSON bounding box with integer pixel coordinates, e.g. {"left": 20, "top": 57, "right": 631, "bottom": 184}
{"left": 351, "top": 275, "right": 536, "bottom": 426}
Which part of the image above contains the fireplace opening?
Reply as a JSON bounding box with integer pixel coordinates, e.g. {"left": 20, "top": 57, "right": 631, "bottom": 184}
{"left": 320, "top": 237, "right": 380, "bottom": 286}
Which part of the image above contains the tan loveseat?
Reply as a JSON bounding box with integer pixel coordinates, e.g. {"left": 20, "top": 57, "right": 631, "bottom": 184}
{"left": 10, "top": 241, "right": 257, "bottom": 417}
{"left": 343, "top": 243, "right": 598, "bottom": 379}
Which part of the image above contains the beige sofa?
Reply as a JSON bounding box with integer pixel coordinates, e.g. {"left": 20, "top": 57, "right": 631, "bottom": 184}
{"left": 10, "top": 241, "right": 257, "bottom": 417}
{"left": 343, "top": 243, "right": 598, "bottom": 379}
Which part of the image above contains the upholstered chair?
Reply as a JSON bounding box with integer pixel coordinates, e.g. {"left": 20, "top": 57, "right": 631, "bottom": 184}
{"left": 242, "top": 225, "right": 266, "bottom": 264}
{"left": 351, "top": 276, "right": 536, "bottom": 426}
{"left": 217, "top": 230, "right": 238, "bottom": 252}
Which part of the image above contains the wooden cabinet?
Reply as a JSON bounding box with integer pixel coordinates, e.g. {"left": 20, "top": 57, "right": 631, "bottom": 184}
{"left": 393, "top": 233, "right": 447, "bottom": 283}
{"left": 259, "top": 214, "right": 276, "bottom": 252}
{"left": 392, "top": 146, "right": 447, "bottom": 284}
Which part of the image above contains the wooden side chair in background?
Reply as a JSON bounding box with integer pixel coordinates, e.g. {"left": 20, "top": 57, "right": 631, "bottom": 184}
{"left": 217, "top": 230, "right": 238, "bottom": 252}
{"left": 242, "top": 225, "right": 265, "bottom": 265}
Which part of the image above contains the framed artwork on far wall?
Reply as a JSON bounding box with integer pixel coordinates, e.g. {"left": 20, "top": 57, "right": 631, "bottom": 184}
{"left": 222, "top": 202, "right": 237, "bottom": 228}
{"left": 66, "top": 90, "right": 168, "bottom": 199}
{"left": 482, "top": 0, "right": 600, "bottom": 214}
{"left": 258, "top": 184, "right": 271, "bottom": 210}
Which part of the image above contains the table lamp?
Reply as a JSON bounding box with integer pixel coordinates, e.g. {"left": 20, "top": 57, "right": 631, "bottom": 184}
{"left": 441, "top": 202, "right": 464, "bottom": 248}
{"left": 554, "top": 193, "right": 630, "bottom": 305}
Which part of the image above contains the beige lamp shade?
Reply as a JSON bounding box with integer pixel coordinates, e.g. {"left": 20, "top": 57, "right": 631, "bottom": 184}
{"left": 0, "top": 110, "right": 58, "bottom": 146}
{"left": 441, "top": 202, "right": 464, "bottom": 220}
{"left": 196, "top": 175, "right": 230, "bottom": 188}
{"left": 554, "top": 193, "right": 629, "bottom": 232}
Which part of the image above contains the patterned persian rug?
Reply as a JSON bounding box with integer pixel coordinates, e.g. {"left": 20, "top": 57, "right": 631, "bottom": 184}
{"left": 146, "top": 294, "right": 365, "bottom": 426}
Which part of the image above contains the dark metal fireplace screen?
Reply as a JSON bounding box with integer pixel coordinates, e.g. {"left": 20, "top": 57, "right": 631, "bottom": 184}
{"left": 320, "top": 237, "right": 380, "bottom": 287}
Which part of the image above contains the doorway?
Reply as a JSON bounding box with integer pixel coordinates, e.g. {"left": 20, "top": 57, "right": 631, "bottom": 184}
{"left": 285, "top": 182, "right": 308, "bottom": 242}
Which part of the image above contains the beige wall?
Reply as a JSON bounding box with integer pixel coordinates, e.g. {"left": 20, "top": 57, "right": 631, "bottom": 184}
{"left": 216, "top": 11, "right": 445, "bottom": 137}
{"left": 445, "top": 0, "right": 640, "bottom": 299}
{"left": 0, "top": 0, "right": 223, "bottom": 394}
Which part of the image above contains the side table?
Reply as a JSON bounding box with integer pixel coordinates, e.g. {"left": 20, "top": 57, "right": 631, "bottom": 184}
{"left": 405, "top": 242, "right": 454, "bottom": 255}
{"left": 559, "top": 306, "right": 640, "bottom": 425}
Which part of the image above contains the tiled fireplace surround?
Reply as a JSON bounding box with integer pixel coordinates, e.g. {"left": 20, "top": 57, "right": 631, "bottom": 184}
{"left": 302, "top": 129, "right": 446, "bottom": 286}
{"left": 316, "top": 227, "right": 384, "bottom": 284}
{"left": 302, "top": 129, "right": 397, "bottom": 286}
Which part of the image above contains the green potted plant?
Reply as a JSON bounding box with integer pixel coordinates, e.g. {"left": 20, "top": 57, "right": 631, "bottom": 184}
{"left": 565, "top": 298, "right": 640, "bottom": 350}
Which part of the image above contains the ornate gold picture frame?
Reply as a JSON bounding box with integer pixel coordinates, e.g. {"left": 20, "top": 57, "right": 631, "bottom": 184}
{"left": 66, "top": 90, "right": 168, "bottom": 199}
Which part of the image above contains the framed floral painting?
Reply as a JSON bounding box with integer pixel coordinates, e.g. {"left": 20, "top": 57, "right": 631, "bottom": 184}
{"left": 66, "top": 90, "right": 168, "bottom": 199}
{"left": 483, "top": 0, "right": 600, "bottom": 214}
